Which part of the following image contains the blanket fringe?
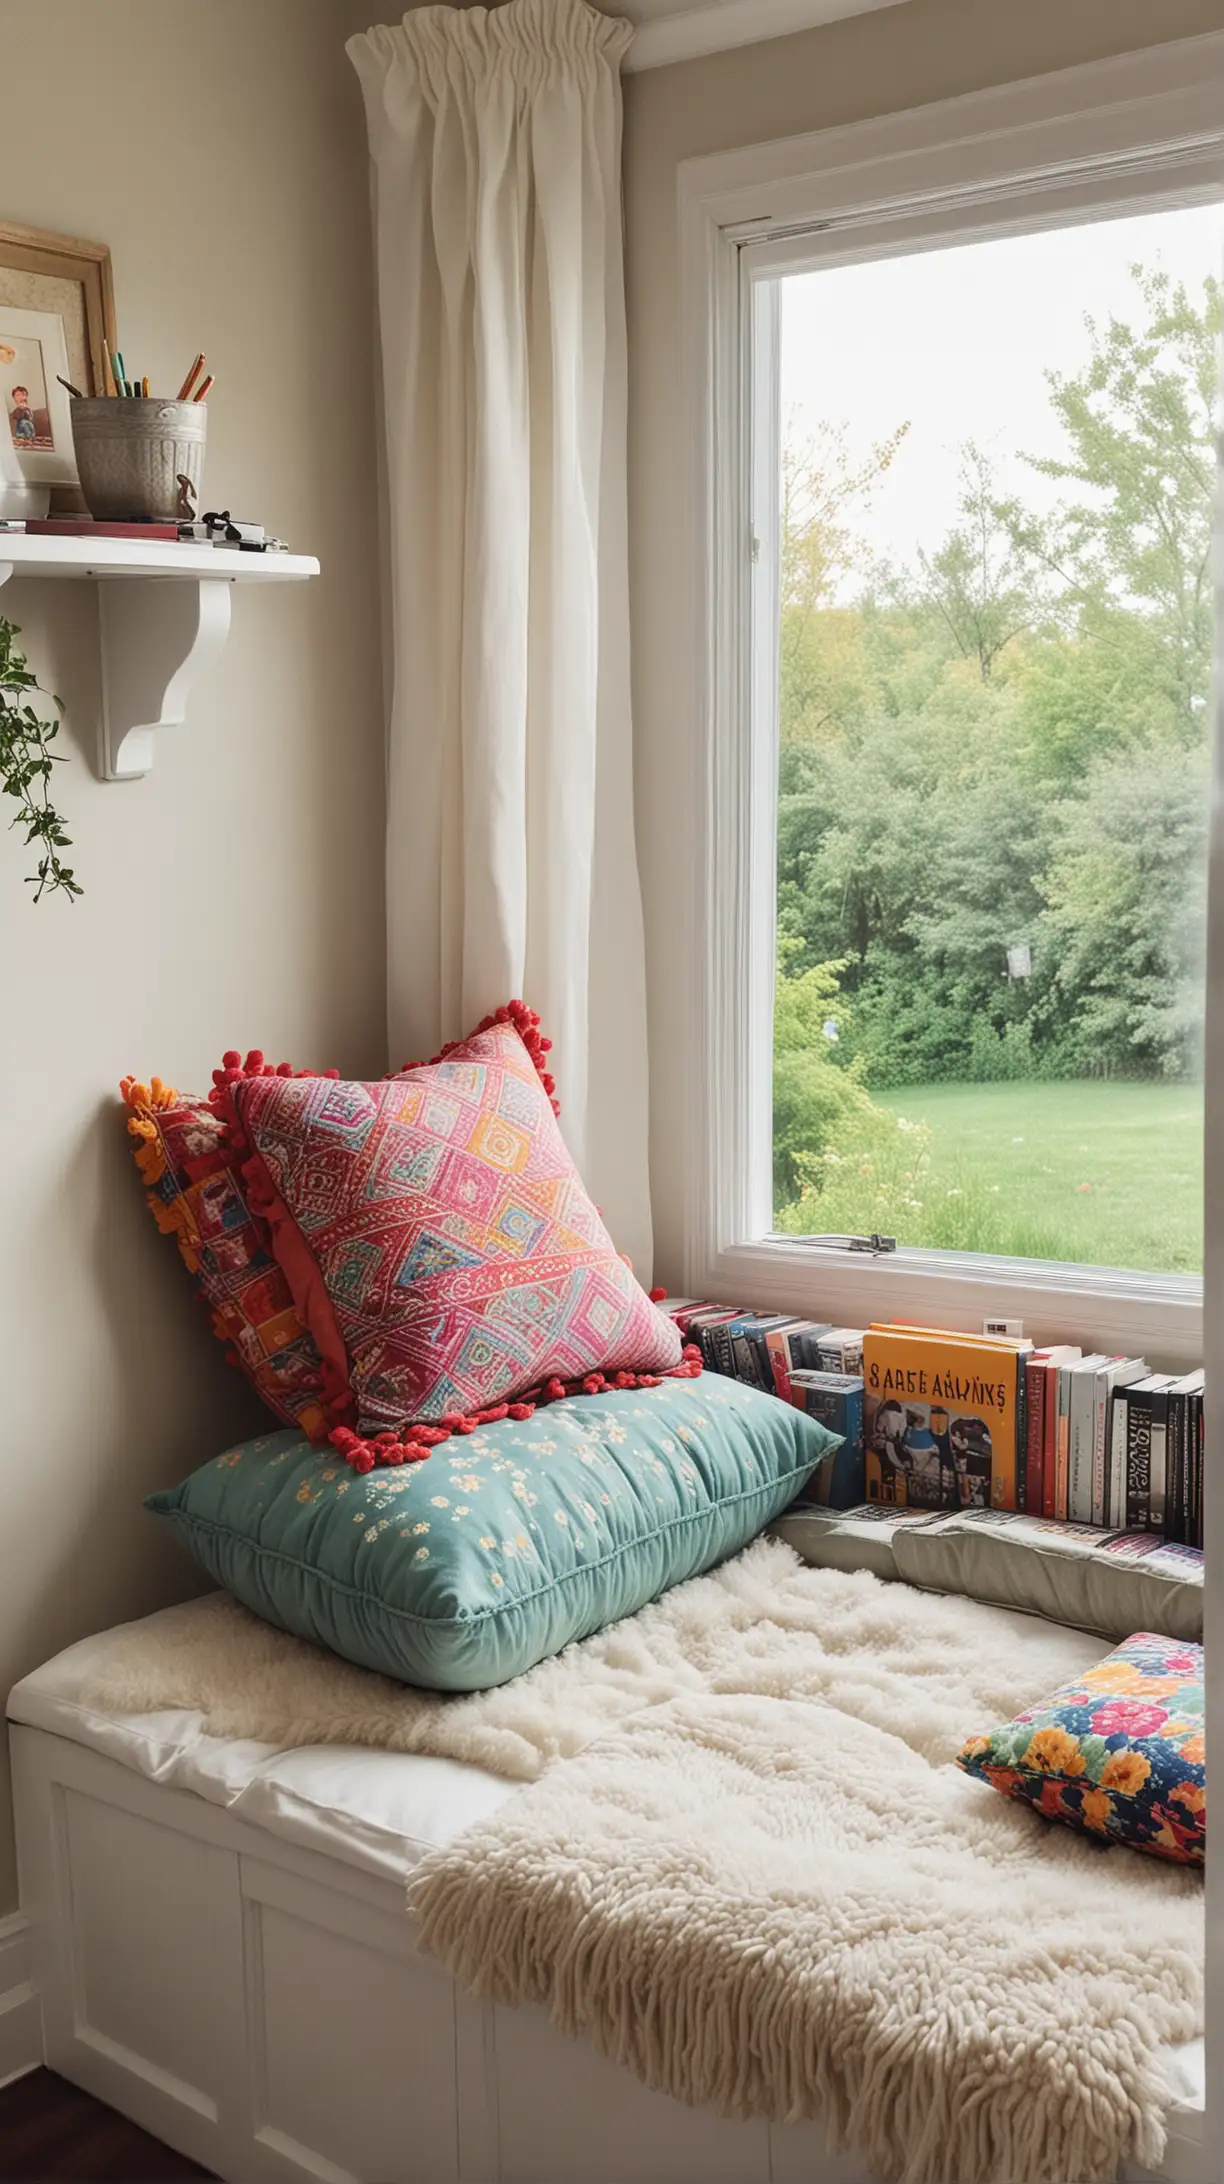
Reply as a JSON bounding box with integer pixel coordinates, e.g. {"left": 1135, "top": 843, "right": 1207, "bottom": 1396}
{"left": 407, "top": 1841, "right": 1179, "bottom": 2184}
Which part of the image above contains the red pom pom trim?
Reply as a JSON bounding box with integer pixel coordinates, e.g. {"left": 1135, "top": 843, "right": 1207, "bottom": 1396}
{"left": 326, "top": 1345, "right": 703, "bottom": 1472}
{"left": 395, "top": 999, "right": 560, "bottom": 1118}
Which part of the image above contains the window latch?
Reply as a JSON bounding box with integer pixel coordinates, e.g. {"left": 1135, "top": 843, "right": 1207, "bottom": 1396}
{"left": 770, "top": 1231, "right": 897, "bottom": 1255}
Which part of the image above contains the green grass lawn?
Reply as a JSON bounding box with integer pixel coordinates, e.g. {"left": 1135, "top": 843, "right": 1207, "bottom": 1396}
{"left": 870, "top": 1081, "right": 1203, "bottom": 1274}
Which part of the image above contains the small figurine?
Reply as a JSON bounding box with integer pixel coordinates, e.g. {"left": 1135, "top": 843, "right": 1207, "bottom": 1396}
{"left": 176, "top": 472, "right": 197, "bottom": 521}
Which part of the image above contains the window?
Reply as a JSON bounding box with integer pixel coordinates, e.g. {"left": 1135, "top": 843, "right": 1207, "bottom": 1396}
{"left": 678, "top": 35, "right": 1224, "bottom": 1361}
{"left": 770, "top": 206, "right": 1220, "bottom": 1280}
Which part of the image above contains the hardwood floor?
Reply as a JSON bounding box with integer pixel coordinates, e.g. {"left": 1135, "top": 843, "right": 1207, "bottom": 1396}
{"left": 0, "top": 2069, "right": 215, "bottom": 2180}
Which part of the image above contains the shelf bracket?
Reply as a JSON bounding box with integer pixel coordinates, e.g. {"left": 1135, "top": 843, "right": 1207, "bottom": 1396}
{"left": 97, "top": 577, "right": 232, "bottom": 781}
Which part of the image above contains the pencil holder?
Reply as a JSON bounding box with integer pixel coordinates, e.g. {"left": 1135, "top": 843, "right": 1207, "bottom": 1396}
{"left": 70, "top": 397, "right": 207, "bottom": 523}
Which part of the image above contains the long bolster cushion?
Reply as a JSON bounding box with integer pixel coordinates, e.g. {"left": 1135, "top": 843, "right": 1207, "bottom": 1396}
{"left": 147, "top": 1377, "right": 837, "bottom": 1692}
{"left": 772, "top": 1502, "right": 1203, "bottom": 1643}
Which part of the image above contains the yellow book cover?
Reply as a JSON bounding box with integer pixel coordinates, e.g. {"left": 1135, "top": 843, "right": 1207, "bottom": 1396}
{"left": 863, "top": 1328, "right": 1020, "bottom": 1513}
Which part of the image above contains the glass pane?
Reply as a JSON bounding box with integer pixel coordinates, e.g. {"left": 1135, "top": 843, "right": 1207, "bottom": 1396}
{"left": 772, "top": 203, "right": 1221, "bottom": 1273}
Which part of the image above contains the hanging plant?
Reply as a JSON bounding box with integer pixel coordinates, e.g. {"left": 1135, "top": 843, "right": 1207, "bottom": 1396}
{"left": 0, "top": 613, "right": 80, "bottom": 901}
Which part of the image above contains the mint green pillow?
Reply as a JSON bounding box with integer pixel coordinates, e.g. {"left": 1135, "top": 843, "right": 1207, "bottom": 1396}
{"left": 146, "top": 1379, "right": 836, "bottom": 1692}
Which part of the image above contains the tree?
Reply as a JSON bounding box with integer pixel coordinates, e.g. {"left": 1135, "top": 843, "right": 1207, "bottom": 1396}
{"left": 1016, "top": 268, "right": 1218, "bottom": 731}
{"left": 778, "top": 418, "right": 907, "bottom": 745}
{"left": 1038, "top": 747, "right": 1208, "bottom": 1078}
{"left": 915, "top": 443, "right": 1057, "bottom": 680}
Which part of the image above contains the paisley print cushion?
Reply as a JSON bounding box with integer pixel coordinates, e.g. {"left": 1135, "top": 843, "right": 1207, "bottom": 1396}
{"left": 956, "top": 1631, "right": 1205, "bottom": 1865}
{"left": 218, "top": 1008, "right": 687, "bottom": 1467}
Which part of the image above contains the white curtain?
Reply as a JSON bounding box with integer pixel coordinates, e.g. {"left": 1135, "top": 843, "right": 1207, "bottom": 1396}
{"left": 348, "top": 0, "right": 653, "bottom": 1274}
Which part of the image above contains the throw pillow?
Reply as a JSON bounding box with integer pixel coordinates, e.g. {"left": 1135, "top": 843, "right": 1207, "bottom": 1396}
{"left": 956, "top": 1631, "right": 1205, "bottom": 1865}
{"left": 120, "top": 1073, "right": 336, "bottom": 1442}
{"left": 146, "top": 1377, "right": 838, "bottom": 1692}
{"left": 214, "top": 1002, "right": 694, "bottom": 1471}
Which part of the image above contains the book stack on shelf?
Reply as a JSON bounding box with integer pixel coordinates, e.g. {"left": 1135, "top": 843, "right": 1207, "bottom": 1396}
{"left": 660, "top": 1301, "right": 1205, "bottom": 1547}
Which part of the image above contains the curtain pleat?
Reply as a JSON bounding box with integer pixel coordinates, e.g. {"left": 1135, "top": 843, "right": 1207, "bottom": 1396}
{"left": 349, "top": 0, "right": 652, "bottom": 1273}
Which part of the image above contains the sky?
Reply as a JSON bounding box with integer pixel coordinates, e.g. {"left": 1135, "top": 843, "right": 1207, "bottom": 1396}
{"left": 779, "top": 201, "right": 1223, "bottom": 589}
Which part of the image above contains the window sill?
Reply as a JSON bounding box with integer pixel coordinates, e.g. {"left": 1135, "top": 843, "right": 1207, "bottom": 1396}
{"left": 702, "top": 1236, "right": 1202, "bottom": 1370}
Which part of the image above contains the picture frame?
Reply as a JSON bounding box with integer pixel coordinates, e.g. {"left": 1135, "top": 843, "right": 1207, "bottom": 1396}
{"left": 0, "top": 220, "right": 116, "bottom": 512}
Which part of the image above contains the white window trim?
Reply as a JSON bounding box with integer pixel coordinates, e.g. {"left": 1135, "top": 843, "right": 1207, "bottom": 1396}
{"left": 675, "top": 30, "right": 1224, "bottom": 1369}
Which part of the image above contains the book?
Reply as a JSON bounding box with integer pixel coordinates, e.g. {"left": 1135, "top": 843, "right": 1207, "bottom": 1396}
{"left": 1064, "top": 1355, "right": 1110, "bottom": 1524}
{"left": 816, "top": 1328, "right": 866, "bottom": 1374}
{"left": 1108, "top": 1385, "right": 1131, "bottom": 1536}
{"left": 1023, "top": 1348, "right": 1081, "bottom": 1516}
{"left": 1123, "top": 1376, "right": 1175, "bottom": 1532}
{"left": 1053, "top": 1359, "right": 1084, "bottom": 1520}
{"left": 789, "top": 1372, "right": 865, "bottom": 1507}
{"left": 678, "top": 1308, "right": 741, "bottom": 1371}
{"left": 25, "top": 517, "right": 180, "bottom": 539}
{"left": 725, "top": 1312, "right": 799, "bottom": 1390}
{"left": 1091, "top": 1359, "right": 1147, "bottom": 1527}
{"left": 1166, "top": 1371, "right": 1204, "bottom": 1544}
{"left": 863, "top": 1327, "right": 1021, "bottom": 1512}
{"left": 765, "top": 1321, "right": 833, "bottom": 1401}
{"left": 1149, "top": 1382, "right": 1172, "bottom": 1535}
{"left": 1041, "top": 1360, "right": 1064, "bottom": 1520}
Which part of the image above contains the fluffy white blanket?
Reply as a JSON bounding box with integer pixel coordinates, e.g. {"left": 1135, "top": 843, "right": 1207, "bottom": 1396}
{"left": 83, "top": 1542, "right": 1202, "bottom": 2184}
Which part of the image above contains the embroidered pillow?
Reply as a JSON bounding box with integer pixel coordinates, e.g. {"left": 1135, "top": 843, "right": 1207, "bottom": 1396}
{"left": 216, "top": 1004, "right": 693, "bottom": 1471}
{"left": 120, "top": 1075, "right": 335, "bottom": 1443}
{"left": 956, "top": 1632, "right": 1205, "bottom": 1866}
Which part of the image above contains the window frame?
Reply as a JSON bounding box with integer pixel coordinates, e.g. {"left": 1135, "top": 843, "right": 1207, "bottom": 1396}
{"left": 676, "top": 31, "right": 1224, "bottom": 1368}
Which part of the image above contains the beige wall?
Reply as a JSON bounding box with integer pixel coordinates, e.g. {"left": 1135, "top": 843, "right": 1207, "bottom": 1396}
{"left": 624, "top": 0, "right": 1224, "bottom": 1287}
{"left": 0, "top": 0, "right": 386, "bottom": 1912}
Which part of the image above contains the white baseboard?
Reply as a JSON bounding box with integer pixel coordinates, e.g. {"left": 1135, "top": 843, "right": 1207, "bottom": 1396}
{"left": 0, "top": 1910, "right": 41, "bottom": 2089}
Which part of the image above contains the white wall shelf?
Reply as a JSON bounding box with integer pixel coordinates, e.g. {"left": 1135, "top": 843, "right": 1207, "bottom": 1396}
{"left": 0, "top": 534, "right": 320, "bottom": 781}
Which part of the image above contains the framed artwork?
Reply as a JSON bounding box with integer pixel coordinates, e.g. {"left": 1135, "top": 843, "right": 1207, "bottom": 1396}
{"left": 0, "top": 221, "right": 116, "bottom": 511}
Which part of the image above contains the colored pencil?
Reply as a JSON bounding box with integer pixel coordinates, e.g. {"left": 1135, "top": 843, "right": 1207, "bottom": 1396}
{"left": 177, "top": 353, "right": 205, "bottom": 401}
{"left": 192, "top": 374, "right": 214, "bottom": 403}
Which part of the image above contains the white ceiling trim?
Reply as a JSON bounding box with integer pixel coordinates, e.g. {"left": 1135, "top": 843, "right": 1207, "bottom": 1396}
{"left": 622, "top": 0, "right": 911, "bottom": 74}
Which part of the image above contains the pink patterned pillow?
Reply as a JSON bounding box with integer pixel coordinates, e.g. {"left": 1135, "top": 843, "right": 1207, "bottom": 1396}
{"left": 215, "top": 1004, "right": 693, "bottom": 1471}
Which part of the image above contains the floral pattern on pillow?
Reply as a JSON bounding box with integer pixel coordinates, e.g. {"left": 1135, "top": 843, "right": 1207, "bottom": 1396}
{"left": 956, "top": 1631, "right": 1204, "bottom": 1866}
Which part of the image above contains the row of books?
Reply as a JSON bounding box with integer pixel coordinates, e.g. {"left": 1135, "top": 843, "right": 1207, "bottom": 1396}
{"left": 661, "top": 1302, "right": 1205, "bottom": 1545}
{"left": 662, "top": 1304, "right": 866, "bottom": 1508}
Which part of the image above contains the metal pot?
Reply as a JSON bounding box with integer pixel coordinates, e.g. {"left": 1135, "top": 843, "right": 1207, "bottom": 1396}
{"left": 70, "top": 397, "right": 206, "bottom": 522}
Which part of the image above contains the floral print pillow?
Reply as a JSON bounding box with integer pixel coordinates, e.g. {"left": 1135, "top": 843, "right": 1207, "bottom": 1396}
{"left": 956, "top": 1632, "right": 1204, "bottom": 1866}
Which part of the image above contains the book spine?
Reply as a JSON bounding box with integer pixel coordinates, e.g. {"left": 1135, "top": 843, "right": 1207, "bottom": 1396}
{"left": 1168, "top": 1393, "right": 1185, "bottom": 1546}
{"left": 1055, "top": 1370, "right": 1073, "bottom": 1521}
{"left": 1195, "top": 1394, "right": 1205, "bottom": 1549}
{"left": 765, "top": 1328, "right": 794, "bottom": 1402}
{"left": 1023, "top": 1359, "right": 1045, "bottom": 1516}
{"left": 1149, "top": 1392, "right": 1169, "bottom": 1535}
{"left": 1042, "top": 1365, "right": 1059, "bottom": 1520}
{"left": 747, "top": 1326, "right": 779, "bottom": 1391}
{"left": 994, "top": 1351, "right": 1021, "bottom": 1512}
{"left": 1126, "top": 1394, "right": 1154, "bottom": 1533}
{"left": 1090, "top": 1376, "right": 1110, "bottom": 1529}
{"left": 729, "top": 1332, "right": 760, "bottom": 1386}
{"left": 1011, "top": 1354, "right": 1026, "bottom": 1512}
{"left": 1108, "top": 1390, "right": 1129, "bottom": 1533}
{"left": 790, "top": 1328, "right": 828, "bottom": 1373}
{"left": 1068, "top": 1375, "right": 1094, "bottom": 1525}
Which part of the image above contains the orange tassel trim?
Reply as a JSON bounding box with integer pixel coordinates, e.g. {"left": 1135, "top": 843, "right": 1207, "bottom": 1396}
{"left": 120, "top": 1074, "right": 181, "bottom": 1186}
